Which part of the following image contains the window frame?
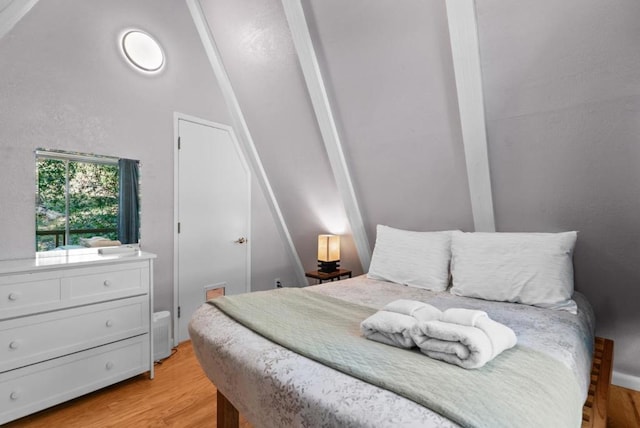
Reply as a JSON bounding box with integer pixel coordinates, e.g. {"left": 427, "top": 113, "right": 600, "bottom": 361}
{"left": 35, "top": 149, "right": 120, "bottom": 251}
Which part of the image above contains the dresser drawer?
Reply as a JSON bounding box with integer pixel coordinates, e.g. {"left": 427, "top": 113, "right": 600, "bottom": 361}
{"left": 0, "top": 260, "right": 150, "bottom": 320}
{"left": 63, "top": 263, "right": 149, "bottom": 302}
{"left": 0, "top": 335, "right": 149, "bottom": 425}
{"left": 0, "top": 296, "right": 149, "bottom": 373}
{"left": 0, "top": 274, "right": 62, "bottom": 318}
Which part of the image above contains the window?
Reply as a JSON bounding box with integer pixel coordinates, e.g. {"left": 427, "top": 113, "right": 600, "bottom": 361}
{"left": 36, "top": 150, "right": 120, "bottom": 251}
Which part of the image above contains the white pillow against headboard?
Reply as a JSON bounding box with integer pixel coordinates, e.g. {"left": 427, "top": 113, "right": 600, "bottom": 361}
{"left": 449, "top": 231, "right": 578, "bottom": 313}
{"left": 367, "top": 225, "right": 452, "bottom": 292}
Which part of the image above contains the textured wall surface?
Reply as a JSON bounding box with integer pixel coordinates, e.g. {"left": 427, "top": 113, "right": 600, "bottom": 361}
{"left": 477, "top": 0, "right": 640, "bottom": 377}
{"left": 199, "top": 0, "right": 362, "bottom": 276}
{"left": 197, "top": 0, "right": 640, "bottom": 378}
{"left": 1, "top": 0, "right": 638, "bottom": 381}
{"left": 304, "top": 0, "right": 474, "bottom": 238}
{"left": 198, "top": 0, "right": 473, "bottom": 278}
{"left": 0, "top": 0, "right": 295, "bottom": 311}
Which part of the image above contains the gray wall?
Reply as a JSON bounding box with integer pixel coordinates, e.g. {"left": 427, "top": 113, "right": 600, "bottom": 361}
{"left": 477, "top": 0, "right": 640, "bottom": 378}
{"left": 2, "top": 0, "right": 638, "bottom": 381}
{"left": 0, "top": 0, "right": 295, "bottom": 311}
{"left": 199, "top": 0, "right": 474, "bottom": 277}
{"left": 199, "top": 0, "right": 362, "bottom": 277}
{"left": 196, "top": 0, "right": 639, "bottom": 379}
{"left": 304, "top": 0, "right": 474, "bottom": 237}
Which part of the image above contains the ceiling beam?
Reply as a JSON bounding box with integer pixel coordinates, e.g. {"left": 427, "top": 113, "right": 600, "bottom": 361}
{"left": 186, "top": 0, "right": 307, "bottom": 285}
{"left": 281, "top": 0, "right": 372, "bottom": 271}
{"left": 445, "top": 0, "right": 496, "bottom": 232}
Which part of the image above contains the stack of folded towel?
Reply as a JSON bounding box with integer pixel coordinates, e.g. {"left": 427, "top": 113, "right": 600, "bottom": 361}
{"left": 360, "top": 300, "right": 517, "bottom": 369}
{"left": 360, "top": 299, "right": 442, "bottom": 348}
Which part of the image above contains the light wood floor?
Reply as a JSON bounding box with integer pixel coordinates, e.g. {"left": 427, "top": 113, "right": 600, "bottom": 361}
{"left": 6, "top": 341, "right": 640, "bottom": 427}
{"left": 6, "top": 341, "right": 251, "bottom": 428}
{"left": 608, "top": 384, "right": 640, "bottom": 428}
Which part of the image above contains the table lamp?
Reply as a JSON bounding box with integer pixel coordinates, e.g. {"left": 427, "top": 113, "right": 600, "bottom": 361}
{"left": 317, "top": 234, "right": 340, "bottom": 273}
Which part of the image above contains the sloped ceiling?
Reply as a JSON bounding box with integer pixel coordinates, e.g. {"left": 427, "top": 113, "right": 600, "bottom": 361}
{"left": 193, "top": 0, "right": 640, "bottom": 384}
{"left": 1, "top": 0, "right": 638, "bottom": 386}
{"left": 194, "top": 0, "right": 477, "bottom": 279}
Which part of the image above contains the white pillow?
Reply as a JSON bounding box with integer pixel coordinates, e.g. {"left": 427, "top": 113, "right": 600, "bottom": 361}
{"left": 367, "top": 225, "right": 452, "bottom": 291}
{"left": 449, "top": 231, "right": 578, "bottom": 313}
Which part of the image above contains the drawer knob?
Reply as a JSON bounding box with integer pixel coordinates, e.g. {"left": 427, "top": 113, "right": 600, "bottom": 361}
{"left": 8, "top": 292, "right": 19, "bottom": 301}
{"left": 106, "top": 361, "right": 114, "bottom": 370}
{"left": 10, "top": 391, "right": 19, "bottom": 401}
{"left": 105, "top": 320, "right": 113, "bottom": 328}
{"left": 9, "top": 341, "right": 19, "bottom": 350}
{"left": 103, "top": 280, "right": 111, "bottom": 287}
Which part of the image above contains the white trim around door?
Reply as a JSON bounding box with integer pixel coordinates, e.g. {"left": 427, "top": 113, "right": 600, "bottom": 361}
{"left": 173, "top": 112, "right": 252, "bottom": 346}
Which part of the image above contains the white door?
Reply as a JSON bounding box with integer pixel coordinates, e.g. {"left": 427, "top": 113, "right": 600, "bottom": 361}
{"left": 176, "top": 118, "right": 250, "bottom": 343}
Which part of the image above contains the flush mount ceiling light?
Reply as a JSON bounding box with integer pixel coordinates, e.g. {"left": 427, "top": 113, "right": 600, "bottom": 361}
{"left": 121, "top": 30, "right": 165, "bottom": 72}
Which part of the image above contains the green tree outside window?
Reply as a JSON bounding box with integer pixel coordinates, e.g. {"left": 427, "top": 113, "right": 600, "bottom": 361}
{"left": 36, "top": 157, "right": 119, "bottom": 251}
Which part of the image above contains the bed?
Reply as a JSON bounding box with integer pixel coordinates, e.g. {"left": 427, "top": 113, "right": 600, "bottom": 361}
{"left": 188, "top": 228, "right": 613, "bottom": 428}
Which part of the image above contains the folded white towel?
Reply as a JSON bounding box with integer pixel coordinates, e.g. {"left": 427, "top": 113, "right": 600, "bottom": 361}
{"left": 361, "top": 300, "right": 443, "bottom": 348}
{"left": 441, "top": 308, "right": 487, "bottom": 327}
{"left": 383, "top": 299, "right": 443, "bottom": 322}
{"left": 383, "top": 299, "right": 426, "bottom": 315}
{"left": 361, "top": 311, "right": 417, "bottom": 348}
{"left": 361, "top": 300, "right": 516, "bottom": 363}
{"left": 80, "top": 236, "right": 122, "bottom": 248}
{"left": 410, "top": 315, "right": 517, "bottom": 369}
{"left": 475, "top": 317, "right": 517, "bottom": 360}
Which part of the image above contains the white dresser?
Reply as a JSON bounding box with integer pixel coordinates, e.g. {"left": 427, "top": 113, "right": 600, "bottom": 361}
{"left": 0, "top": 250, "right": 155, "bottom": 424}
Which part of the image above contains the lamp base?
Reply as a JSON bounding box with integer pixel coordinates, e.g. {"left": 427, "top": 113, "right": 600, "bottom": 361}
{"left": 317, "top": 260, "right": 339, "bottom": 273}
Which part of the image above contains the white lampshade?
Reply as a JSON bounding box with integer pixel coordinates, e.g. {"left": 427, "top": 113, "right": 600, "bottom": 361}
{"left": 121, "top": 30, "right": 165, "bottom": 72}
{"left": 317, "top": 234, "right": 340, "bottom": 262}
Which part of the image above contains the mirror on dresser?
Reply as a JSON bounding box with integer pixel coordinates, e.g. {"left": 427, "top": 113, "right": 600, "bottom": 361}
{"left": 35, "top": 149, "right": 141, "bottom": 253}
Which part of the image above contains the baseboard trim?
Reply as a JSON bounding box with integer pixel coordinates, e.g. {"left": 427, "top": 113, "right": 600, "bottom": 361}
{"left": 612, "top": 370, "right": 640, "bottom": 391}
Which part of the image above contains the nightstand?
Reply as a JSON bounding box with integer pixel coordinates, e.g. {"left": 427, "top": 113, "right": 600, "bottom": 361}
{"left": 305, "top": 269, "right": 352, "bottom": 284}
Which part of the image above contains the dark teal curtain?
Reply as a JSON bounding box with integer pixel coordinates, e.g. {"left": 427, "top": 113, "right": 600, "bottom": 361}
{"left": 118, "top": 159, "right": 140, "bottom": 244}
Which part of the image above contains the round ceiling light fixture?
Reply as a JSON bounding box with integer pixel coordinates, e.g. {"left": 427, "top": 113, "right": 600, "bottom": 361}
{"left": 121, "top": 30, "right": 165, "bottom": 73}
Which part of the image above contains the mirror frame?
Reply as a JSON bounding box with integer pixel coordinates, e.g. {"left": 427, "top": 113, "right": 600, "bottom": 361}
{"left": 34, "top": 148, "right": 141, "bottom": 255}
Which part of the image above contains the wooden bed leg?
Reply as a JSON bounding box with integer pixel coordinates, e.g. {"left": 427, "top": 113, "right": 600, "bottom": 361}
{"left": 217, "top": 390, "right": 240, "bottom": 428}
{"left": 582, "top": 337, "right": 614, "bottom": 428}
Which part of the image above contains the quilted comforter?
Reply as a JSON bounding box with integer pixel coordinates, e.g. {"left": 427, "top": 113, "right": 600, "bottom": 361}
{"left": 189, "top": 276, "right": 595, "bottom": 427}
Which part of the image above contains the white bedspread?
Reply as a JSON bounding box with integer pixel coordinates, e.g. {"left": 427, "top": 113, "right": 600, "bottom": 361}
{"left": 189, "top": 276, "right": 595, "bottom": 428}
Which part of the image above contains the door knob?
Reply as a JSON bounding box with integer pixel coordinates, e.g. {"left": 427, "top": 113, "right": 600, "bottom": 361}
{"left": 234, "top": 237, "right": 247, "bottom": 244}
